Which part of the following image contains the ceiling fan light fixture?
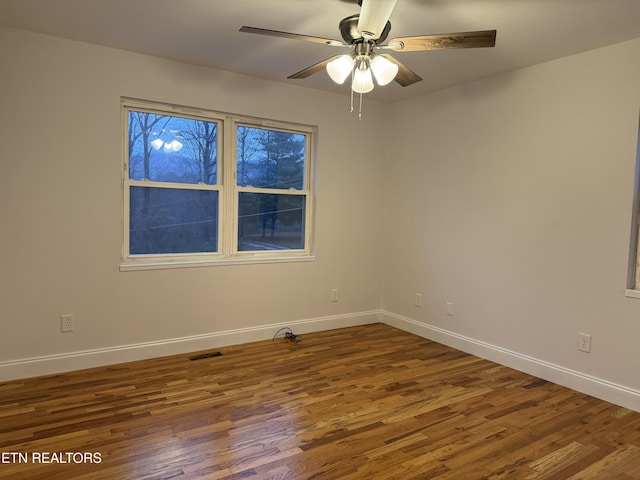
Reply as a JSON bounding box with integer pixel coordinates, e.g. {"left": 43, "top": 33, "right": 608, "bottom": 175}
{"left": 370, "top": 55, "right": 398, "bottom": 86}
{"left": 164, "top": 139, "right": 184, "bottom": 152}
{"left": 352, "top": 59, "right": 374, "bottom": 94}
{"left": 326, "top": 54, "right": 355, "bottom": 84}
{"left": 150, "top": 138, "right": 164, "bottom": 150}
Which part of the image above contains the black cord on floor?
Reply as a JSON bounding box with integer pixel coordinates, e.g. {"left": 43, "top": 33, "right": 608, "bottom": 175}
{"left": 272, "top": 327, "right": 302, "bottom": 343}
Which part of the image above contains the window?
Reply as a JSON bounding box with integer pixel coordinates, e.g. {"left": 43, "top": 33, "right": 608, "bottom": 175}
{"left": 122, "top": 99, "right": 315, "bottom": 269}
{"left": 626, "top": 115, "right": 640, "bottom": 296}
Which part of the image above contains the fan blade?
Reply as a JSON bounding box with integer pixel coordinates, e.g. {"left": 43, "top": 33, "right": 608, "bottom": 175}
{"left": 239, "top": 26, "right": 345, "bottom": 46}
{"left": 288, "top": 55, "right": 343, "bottom": 79}
{"left": 379, "top": 54, "right": 422, "bottom": 87}
{"left": 357, "top": 0, "right": 398, "bottom": 40}
{"left": 389, "top": 30, "right": 497, "bottom": 51}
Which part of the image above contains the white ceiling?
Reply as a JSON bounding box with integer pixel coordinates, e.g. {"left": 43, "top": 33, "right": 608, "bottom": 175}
{"left": 2, "top": 0, "right": 640, "bottom": 102}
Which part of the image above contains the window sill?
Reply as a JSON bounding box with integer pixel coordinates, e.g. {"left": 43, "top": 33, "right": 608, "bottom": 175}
{"left": 625, "top": 289, "right": 640, "bottom": 299}
{"left": 120, "top": 255, "right": 315, "bottom": 272}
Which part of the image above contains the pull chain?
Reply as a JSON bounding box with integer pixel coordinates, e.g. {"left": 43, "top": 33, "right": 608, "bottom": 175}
{"left": 350, "top": 69, "right": 354, "bottom": 113}
{"left": 348, "top": 68, "right": 364, "bottom": 119}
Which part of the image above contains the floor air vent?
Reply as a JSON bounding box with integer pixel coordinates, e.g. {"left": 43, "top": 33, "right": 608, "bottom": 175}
{"left": 189, "top": 351, "right": 222, "bottom": 361}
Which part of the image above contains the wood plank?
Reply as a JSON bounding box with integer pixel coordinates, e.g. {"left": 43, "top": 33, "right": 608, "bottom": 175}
{"left": 0, "top": 324, "right": 639, "bottom": 479}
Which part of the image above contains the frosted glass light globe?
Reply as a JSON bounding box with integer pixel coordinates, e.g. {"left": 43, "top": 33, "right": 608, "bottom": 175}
{"left": 326, "top": 55, "right": 355, "bottom": 84}
{"left": 370, "top": 55, "right": 399, "bottom": 86}
{"left": 352, "top": 63, "right": 374, "bottom": 93}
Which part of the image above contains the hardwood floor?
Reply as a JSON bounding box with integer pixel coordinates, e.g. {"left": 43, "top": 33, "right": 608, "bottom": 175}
{"left": 1, "top": 323, "right": 640, "bottom": 479}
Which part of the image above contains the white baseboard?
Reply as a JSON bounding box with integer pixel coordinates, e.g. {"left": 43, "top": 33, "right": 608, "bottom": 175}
{"left": 0, "top": 311, "right": 382, "bottom": 382}
{"left": 382, "top": 311, "right": 640, "bottom": 413}
{"left": 5, "top": 309, "right": 638, "bottom": 413}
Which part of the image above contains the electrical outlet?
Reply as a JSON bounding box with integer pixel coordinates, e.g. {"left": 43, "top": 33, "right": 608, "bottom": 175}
{"left": 446, "top": 302, "right": 454, "bottom": 316}
{"left": 60, "top": 314, "right": 74, "bottom": 333}
{"left": 414, "top": 293, "right": 423, "bottom": 307}
{"left": 578, "top": 333, "right": 591, "bottom": 353}
{"left": 330, "top": 289, "right": 339, "bottom": 302}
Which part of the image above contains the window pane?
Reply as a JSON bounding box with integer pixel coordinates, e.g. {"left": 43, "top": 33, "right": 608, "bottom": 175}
{"left": 128, "top": 111, "right": 218, "bottom": 185}
{"left": 130, "top": 187, "right": 218, "bottom": 254}
{"left": 238, "top": 193, "right": 305, "bottom": 251}
{"left": 236, "top": 126, "right": 305, "bottom": 189}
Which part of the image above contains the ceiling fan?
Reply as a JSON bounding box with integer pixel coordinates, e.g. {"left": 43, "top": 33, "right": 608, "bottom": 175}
{"left": 240, "top": 0, "right": 497, "bottom": 95}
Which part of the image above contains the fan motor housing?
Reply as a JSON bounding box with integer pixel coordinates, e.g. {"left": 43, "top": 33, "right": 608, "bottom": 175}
{"left": 339, "top": 14, "right": 391, "bottom": 44}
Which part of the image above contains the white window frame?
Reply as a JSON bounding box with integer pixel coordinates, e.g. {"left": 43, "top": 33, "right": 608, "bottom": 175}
{"left": 120, "top": 98, "right": 316, "bottom": 271}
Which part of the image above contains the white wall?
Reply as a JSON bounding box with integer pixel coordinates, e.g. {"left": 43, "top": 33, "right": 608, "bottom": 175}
{"left": 0, "top": 27, "right": 388, "bottom": 377}
{"left": 384, "top": 37, "right": 640, "bottom": 404}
